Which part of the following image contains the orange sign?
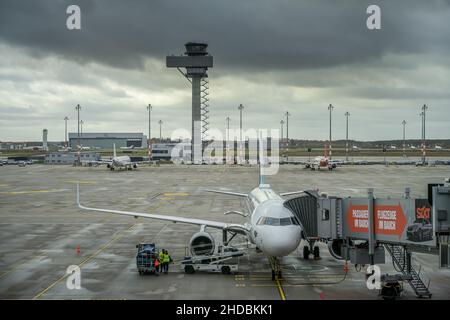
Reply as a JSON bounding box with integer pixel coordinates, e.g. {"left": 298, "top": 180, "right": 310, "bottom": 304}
{"left": 416, "top": 206, "right": 431, "bottom": 220}
{"left": 347, "top": 202, "right": 407, "bottom": 237}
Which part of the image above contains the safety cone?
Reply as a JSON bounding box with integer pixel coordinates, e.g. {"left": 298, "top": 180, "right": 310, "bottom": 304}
{"left": 344, "top": 261, "right": 349, "bottom": 273}
{"left": 76, "top": 245, "right": 81, "bottom": 256}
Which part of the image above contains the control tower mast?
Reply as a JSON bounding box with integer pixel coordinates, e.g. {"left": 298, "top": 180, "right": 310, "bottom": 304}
{"left": 166, "top": 42, "right": 213, "bottom": 162}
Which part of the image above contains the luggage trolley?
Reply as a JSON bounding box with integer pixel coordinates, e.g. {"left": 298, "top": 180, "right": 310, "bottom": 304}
{"left": 136, "top": 243, "right": 160, "bottom": 275}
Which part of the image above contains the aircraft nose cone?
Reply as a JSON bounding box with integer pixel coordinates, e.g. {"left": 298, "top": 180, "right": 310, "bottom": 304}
{"left": 261, "top": 226, "right": 301, "bottom": 257}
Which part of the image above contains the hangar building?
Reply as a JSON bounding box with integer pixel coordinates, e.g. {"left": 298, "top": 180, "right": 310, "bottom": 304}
{"left": 68, "top": 133, "right": 148, "bottom": 149}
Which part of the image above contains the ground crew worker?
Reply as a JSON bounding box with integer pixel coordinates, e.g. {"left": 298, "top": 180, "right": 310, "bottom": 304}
{"left": 162, "top": 249, "right": 171, "bottom": 274}
{"left": 154, "top": 257, "right": 160, "bottom": 275}
{"left": 159, "top": 250, "right": 165, "bottom": 273}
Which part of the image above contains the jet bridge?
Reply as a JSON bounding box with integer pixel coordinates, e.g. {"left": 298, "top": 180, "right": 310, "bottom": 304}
{"left": 285, "top": 178, "right": 450, "bottom": 298}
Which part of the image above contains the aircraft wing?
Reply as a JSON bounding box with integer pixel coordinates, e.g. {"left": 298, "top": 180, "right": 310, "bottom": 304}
{"left": 204, "top": 189, "right": 248, "bottom": 198}
{"left": 96, "top": 159, "right": 112, "bottom": 164}
{"left": 130, "top": 160, "right": 153, "bottom": 165}
{"left": 77, "top": 184, "right": 249, "bottom": 234}
{"left": 280, "top": 190, "right": 307, "bottom": 196}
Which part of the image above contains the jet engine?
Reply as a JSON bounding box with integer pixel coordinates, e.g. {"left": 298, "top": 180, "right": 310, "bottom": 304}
{"left": 189, "top": 231, "right": 215, "bottom": 256}
{"left": 107, "top": 164, "right": 111, "bottom": 168}
{"left": 328, "top": 239, "right": 344, "bottom": 260}
{"left": 133, "top": 164, "right": 137, "bottom": 168}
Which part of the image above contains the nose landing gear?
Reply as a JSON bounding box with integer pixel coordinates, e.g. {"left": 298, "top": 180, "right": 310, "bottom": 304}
{"left": 269, "top": 256, "right": 282, "bottom": 281}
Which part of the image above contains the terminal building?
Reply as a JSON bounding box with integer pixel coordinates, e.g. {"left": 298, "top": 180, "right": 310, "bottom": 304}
{"left": 151, "top": 143, "right": 178, "bottom": 161}
{"left": 45, "top": 152, "right": 100, "bottom": 165}
{"left": 68, "top": 133, "right": 148, "bottom": 149}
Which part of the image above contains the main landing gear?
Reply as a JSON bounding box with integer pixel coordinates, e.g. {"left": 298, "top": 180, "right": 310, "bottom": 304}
{"left": 303, "top": 241, "right": 320, "bottom": 260}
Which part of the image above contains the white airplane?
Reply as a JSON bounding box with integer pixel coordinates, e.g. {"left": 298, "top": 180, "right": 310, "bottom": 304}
{"left": 102, "top": 144, "right": 142, "bottom": 170}
{"left": 120, "top": 145, "right": 135, "bottom": 150}
{"left": 410, "top": 145, "right": 417, "bottom": 149}
{"left": 77, "top": 158, "right": 308, "bottom": 279}
{"left": 435, "top": 145, "right": 442, "bottom": 150}
{"left": 302, "top": 146, "right": 337, "bottom": 170}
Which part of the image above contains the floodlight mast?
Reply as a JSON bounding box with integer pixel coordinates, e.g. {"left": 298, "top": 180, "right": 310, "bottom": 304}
{"left": 166, "top": 43, "right": 213, "bottom": 163}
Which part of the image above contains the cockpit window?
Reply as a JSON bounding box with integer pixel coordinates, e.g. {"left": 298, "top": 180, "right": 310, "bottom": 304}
{"left": 264, "top": 217, "right": 279, "bottom": 226}
{"left": 257, "top": 216, "right": 299, "bottom": 226}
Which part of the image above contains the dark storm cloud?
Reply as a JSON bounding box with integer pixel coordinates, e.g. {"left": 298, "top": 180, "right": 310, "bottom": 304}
{"left": 1, "top": 0, "right": 450, "bottom": 72}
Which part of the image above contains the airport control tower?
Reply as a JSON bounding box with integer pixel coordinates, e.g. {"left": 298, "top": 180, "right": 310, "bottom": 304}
{"left": 166, "top": 42, "right": 213, "bottom": 162}
{"left": 43, "top": 129, "right": 48, "bottom": 151}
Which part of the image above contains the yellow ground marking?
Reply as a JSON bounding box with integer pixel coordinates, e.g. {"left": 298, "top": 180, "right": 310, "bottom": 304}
{"left": 162, "top": 192, "right": 189, "bottom": 197}
{"left": 0, "top": 254, "right": 45, "bottom": 280}
{"left": 275, "top": 279, "right": 286, "bottom": 300}
{"left": 248, "top": 275, "right": 343, "bottom": 280}
{"left": 0, "top": 184, "right": 9, "bottom": 187}
{"left": 65, "top": 180, "right": 97, "bottom": 185}
{"left": 235, "top": 275, "right": 286, "bottom": 299}
{"left": 0, "top": 189, "right": 67, "bottom": 195}
{"left": 32, "top": 223, "right": 136, "bottom": 300}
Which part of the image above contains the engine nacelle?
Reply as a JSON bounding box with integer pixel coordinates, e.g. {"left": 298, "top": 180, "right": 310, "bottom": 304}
{"left": 133, "top": 164, "right": 137, "bottom": 168}
{"left": 107, "top": 164, "right": 111, "bottom": 168}
{"left": 189, "top": 231, "right": 215, "bottom": 256}
{"left": 328, "top": 239, "right": 344, "bottom": 260}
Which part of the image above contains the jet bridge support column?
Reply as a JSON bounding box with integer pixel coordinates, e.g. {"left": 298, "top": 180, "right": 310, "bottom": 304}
{"left": 223, "top": 230, "right": 227, "bottom": 246}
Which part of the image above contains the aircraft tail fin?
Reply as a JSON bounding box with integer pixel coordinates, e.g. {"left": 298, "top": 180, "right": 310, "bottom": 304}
{"left": 113, "top": 143, "right": 117, "bottom": 157}
{"left": 259, "top": 160, "right": 265, "bottom": 185}
{"left": 258, "top": 133, "right": 265, "bottom": 186}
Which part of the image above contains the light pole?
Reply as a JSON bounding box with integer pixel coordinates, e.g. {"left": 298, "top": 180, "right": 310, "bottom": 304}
{"left": 280, "top": 119, "right": 284, "bottom": 155}
{"left": 75, "top": 104, "right": 81, "bottom": 164}
{"left": 402, "top": 120, "right": 407, "bottom": 157}
{"left": 285, "top": 111, "right": 290, "bottom": 161}
{"left": 226, "top": 116, "right": 230, "bottom": 143}
{"left": 328, "top": 104, "right": 334, "bottom": 159}
{"left": 226, "top": 116, "right": 230, "bottom": 163}
{"left": 146, "top": 104, "right": 152, "bottom": 144}
{"left": 158, "top": 120, "right": 163, "bottom": 141}
{"left": 421, "top": 104, "right": 428, "bottom": 164}
{"left": 345, "top": 111, "right": 350, "bottom": 162}
{"left": 64, "top": 116, "right": 69, "bottom": 148}
{"left": 80, "top": 120, "right": 84, "bottom": 138}
{"left": 238, "top": 104, "right": 244, "bottom": 162}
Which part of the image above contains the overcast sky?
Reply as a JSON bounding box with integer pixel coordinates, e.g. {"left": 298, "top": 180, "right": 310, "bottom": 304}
{"left": 1, "top": 0, "right": 449, "bottom": 142}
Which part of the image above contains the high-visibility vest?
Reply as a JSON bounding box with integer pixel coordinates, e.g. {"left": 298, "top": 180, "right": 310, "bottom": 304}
{"left": 163, "top": 253, "right": 170, "bottom": 263}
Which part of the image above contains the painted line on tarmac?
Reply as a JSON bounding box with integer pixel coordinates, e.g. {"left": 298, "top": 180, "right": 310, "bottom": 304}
{"left": 0, "top": 254, "right": 45, "bottom": 280}
{"left": 0, "top": 189, "right": 68, "bottom": 195}
{"left": 65, "top": 180, "right": 97, "bottom": 185}
{"left": 162, "top": 192, "right": 189, "bottom": 197}
{"left": 275, "top": 279, "right": 286, "bottom": 300}
{"left": 98, "top": 192, "right": 164, "bottom": 224}
{"left": 32, "top": 223, "right": 136, "bottom": 300}
{"left": 234, "top": 274, "right": 286, "bottom": 300}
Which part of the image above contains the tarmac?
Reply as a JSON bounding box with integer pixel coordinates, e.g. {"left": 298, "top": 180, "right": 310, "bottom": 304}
{"left": 0, "top": 163, "right": 450, "bottom": 300}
